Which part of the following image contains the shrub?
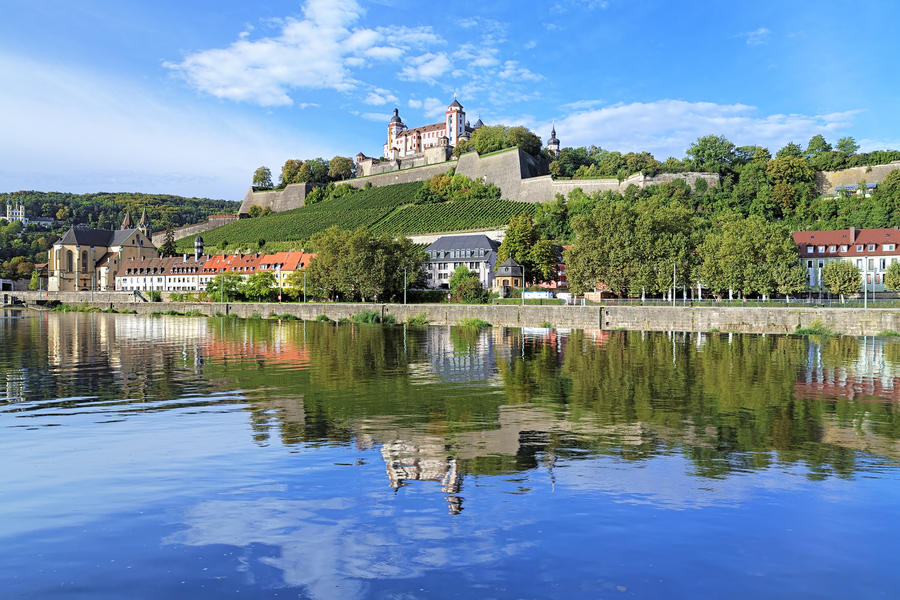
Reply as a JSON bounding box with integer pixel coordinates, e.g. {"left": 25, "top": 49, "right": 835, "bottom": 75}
{"left": 352, "top": 309, "right": 382, "bottom": 324}
{"left": 315, "top": 314, "right": 333, "bottom": 323}
{"left": 270, "top": 313, "right": 300, "bottom": 321}
{"left": 877, "top": 330, "right": 900, "bottom": 337}
{"left": 407, "top": 312, "right": 428, "bottom": 326}
{"left": 458, "top": 317, "right": 491, "bottom": 329}
{"left": 540, "top": 321, "right": 553, "bottom": 328}
{"left": 148, "top": 290, "right": 162, "bottom": 302}
{"left": 795, "top": 319, "right": 836, "bottom": 336}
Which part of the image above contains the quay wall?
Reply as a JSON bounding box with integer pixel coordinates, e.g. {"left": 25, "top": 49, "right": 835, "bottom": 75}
{"left": 13, "top": 292, "right": 900, "bottom": 335}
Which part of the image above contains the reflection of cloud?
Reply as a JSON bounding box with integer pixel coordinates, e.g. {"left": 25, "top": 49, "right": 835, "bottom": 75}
{"left": 165, "top": 494, "right": 534, "bottom": 598}
{"left": 554, "top": 454, "right": 807, "bottom": 510}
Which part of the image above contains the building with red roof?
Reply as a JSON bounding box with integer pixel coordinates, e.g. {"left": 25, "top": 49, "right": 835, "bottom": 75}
{"left": 793, "top": 227, "right": 900, "bottom": 291}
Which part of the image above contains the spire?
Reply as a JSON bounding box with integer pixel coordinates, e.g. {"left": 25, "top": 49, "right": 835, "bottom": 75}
{"left": 138, "top": 208, "right": 148, "bottom": 227}
{"left": 121, "top": 211, "right": 133, "bottom": 230}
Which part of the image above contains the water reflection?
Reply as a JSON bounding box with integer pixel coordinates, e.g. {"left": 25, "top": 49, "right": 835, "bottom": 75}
{"left": 4, "top": 312, "right": 900, "bottom": 597}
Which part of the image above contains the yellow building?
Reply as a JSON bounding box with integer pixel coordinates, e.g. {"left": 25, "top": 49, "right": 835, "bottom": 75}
{"left": 493, "top": 257, "right": 524, "bottom": 298}
{"left": 49, "top": 213, "right": 157, "bottom": 292}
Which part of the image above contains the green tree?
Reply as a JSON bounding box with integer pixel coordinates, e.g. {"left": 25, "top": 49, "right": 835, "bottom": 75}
{"left": 328, "top": 156, "right": 355, "bottom": 181}
{"left": 884, "top": 261, "right": 900, "bottom": 291}
{"left": 280, "top": 159, "right": 305, "bottom": 187}
{"left": 242, "top": 270, "right": 277, "bottom": 302}
{"left": 806, "top": 135, "right": 832, "bottom": 159}
{"left": 836, "top": 136, "right": 860, "bottom": 157}
{"left": 530, "top": 239, "right": 559, "bottom": 282}
{"left": 448, "top": 265, "right": 486, "bottom": 303}
{"left": 206, "top": 272, "right": 244, "bottom": 302}
{"left": 822, "top": 260, "right": 861, "bottom": 303}
{"left": 252, "top": 166, "right": 273, "bottom": 190}
{"left": 28, "top": 269, "right": 39, "bottom": 290}
{"left": 497, "top": 214, "right": 537, "bottom": 277}
{"left": 686, "top": 135, "right": 736, "bottom": 174}
{"left": 158, "top": 225, "right": 177, "bottom": 257}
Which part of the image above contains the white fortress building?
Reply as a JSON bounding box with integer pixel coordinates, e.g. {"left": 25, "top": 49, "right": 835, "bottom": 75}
{"left": 355, "top": 97, "right": 484, "bottom": 177}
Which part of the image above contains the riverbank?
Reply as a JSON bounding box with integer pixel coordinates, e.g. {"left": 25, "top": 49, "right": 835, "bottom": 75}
{"left": 10, "top": 290, "right": 900, "bottom": 335}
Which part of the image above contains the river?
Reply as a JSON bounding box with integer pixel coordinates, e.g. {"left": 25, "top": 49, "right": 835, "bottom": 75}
{"left": 2, "top": 311, "right": 899, "bottom": 598}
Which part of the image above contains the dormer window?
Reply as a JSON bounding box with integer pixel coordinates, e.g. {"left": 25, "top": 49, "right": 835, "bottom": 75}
{"left": 886, "top": 244, "right": 896, "bottom": 251}
{"left": 828, "top": 245, "right": 836, "bottom": 252}
{"left": 817, "top": 246, "right": 825, "bottom": 253}
{"left": 840, "top": 245, "right": 848, "bottom": 252}
{"left": 868, "top": 244, "right": 877, "bottom": 251}
{"left": 806, "top": 246, "right": 813, "bottom": 253}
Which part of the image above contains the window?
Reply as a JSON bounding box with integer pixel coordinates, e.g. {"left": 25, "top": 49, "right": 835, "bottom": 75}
{"left": 807, "top": 260, "right": 812, "bottom": 268}
{"left": 886, "top": 244, "right": 896, "bottom": 251}
{"left": 828, "top": 245, "right": 836, "bottom": 252}
{"left": 817, "top": 246, "right": 825, "bottom": 253}
{"left": 857, "top": 245, "right": 864, "bottom": 252}
{"left": 806, "top": 246, "right": 813, "bottom": 253}
{"left": 840, "top": 245, "right": 848, "bottom": 252}
{"left": 880, "top": 259, "right": 886, "bottom": 270}
{"left": 868, "top": 244, "right": 877, "bottom": 251}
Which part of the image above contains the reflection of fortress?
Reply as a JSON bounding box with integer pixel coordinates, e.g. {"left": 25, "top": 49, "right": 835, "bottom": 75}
{"left": 381, "top": 439, "right": 463, "bottom": 514}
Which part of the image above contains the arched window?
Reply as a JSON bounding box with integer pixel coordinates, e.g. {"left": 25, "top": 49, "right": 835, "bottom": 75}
{"left": 81, "top": 251, "right": 88, "bottom": 273}
{"left": 66, "top": 250, "right": 73, "bottom": 272}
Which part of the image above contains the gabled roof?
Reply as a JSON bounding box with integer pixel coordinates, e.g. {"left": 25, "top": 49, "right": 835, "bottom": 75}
{"left": 256, "top": 251, "right": 316, "bottom": 271}
{"left": 57, "top": 227, "right": 140, "bottom": 247}
{"left": 424, "top": 234, "right": 500, "bottom": 253}
{"left": 793, "top": 227, "right": 900, "bottom": 258}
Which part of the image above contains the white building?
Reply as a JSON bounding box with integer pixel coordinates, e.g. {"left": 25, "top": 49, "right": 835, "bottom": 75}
{"left": 382, "top": 97, "right": 482, "bottom": 159}
{"left": 793, "top": 227, "right": 900, "bottom": 292}
{"left": 423, "top": 234, "right": 501, "bottom": 289}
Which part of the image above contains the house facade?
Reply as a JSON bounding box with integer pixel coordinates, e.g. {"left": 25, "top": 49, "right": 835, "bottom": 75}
{"left": 793, "top": 227, "right": 900, "bottom": 292}
{"left": 115, "top": 255, "right": 210, "bottom": 292}
{"left": 423, "top": 234, "right": 501, "bottom": 289}
{"left": 49, "top": 220, "right": 157, "bottom": 292}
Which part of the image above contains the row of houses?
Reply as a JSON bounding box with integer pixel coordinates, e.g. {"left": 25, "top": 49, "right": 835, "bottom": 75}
{"left": 793, "top": 227, "right": 900, "bottom": 292}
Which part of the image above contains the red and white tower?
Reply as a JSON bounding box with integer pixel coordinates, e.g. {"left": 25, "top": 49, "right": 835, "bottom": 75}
{"left": 445, "top": 95, "right": 465, "bottom": 146}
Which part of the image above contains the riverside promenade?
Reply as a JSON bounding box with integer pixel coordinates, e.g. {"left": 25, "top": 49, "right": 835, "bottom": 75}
{"left": 9, "top": 291, "right": 900, "bottom": 336}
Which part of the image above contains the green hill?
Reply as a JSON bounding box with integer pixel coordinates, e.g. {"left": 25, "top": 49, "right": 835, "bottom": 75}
{"left": 177, "top": 182, "right": 533, "bottom": 250}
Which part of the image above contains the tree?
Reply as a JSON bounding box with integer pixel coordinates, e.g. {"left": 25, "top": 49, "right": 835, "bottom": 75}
{"left": 468, "top": 125, "right": 542, "bottom": 157}
{"left": 884, "top": 261, "right": 900, "bottom": 291}
{"left": 252, "top": 166, "right": 273, "bottom": 190}
{"left": 242, "top": 270, "right": 277, "bottom": 302}
{"left": 206, "top": 272, "right": 244, "bottom": 302}
{"left": 775, "top": 142, "right": 804, "bottom": 159}
{"left": 328, "top": 156, "right": 354, "bottom": 181}
{"left": 448, "top": 265, "right": 486, "bottom": 303}
{"left": 806, "top": 135, "right": 832, "bottom": 158}
{"left": 822, "top": 260, "right": 861, "bottom": 303}
{"left": 280, "top": 159, "right": 305, "bottom": 187}
{"left": 28, "top": 270, "right": 39, "bottom": 290}
{"left": 158, "top": 225, "right": 177, "bottom": 257}
{"left": 686, "top": 135, "right": 736, "bottom": 174}
{"left": 530, "top": 239, "right": 559, "bottom": 282}
{"left": 836, "top": 137, "right": 860, "bottom": 157}
{"left": 497, "top": 215, "right": 537, "bottom": 278}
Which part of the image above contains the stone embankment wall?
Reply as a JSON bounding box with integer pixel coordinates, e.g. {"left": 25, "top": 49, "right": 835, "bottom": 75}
{"left": 602, "top": 306, "right": 900, "bottom": 337}
{"left": 151, "top": 215, "right": 240, "bottom": 246}
{"left": 816, "top": 161, "right": 900, "bottom": 194}
{"left": 238, "top": 183, "right": 315, "bottom": 216}
{"left": 13, "top": 291, "right": 900, "bottom": 336}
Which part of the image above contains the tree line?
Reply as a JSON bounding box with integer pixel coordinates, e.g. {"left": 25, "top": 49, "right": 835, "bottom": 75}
{"left": 252, "top": 156, "right": 356, "bottom": 191}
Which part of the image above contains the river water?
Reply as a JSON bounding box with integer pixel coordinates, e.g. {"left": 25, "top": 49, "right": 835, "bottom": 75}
{"left": 2, "top": 311, "right": 899, "bottom": 599}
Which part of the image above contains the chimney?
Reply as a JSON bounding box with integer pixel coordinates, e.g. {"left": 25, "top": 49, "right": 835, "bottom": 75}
{"left": 850, "top": 227, "right": 856, "bottom": 242}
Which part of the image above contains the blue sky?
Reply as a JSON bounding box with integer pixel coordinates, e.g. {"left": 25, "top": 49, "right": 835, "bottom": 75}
{"left": 1, "top": 0, "right": 898, "bottom": 200}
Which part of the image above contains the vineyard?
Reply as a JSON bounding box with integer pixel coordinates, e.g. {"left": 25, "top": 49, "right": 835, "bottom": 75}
{"left": 177, "top": 181, "right": 532, "bottom": 250}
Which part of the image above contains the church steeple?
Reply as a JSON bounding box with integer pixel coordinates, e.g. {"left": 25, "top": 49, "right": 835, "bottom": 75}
{"left": 137, "top": 208, "right": 151, "bottom": 238}
{"left": 547, "top": 122, "right": 560, "bottom": 158}
{"left": 121, "top": 211, "right": 133, "bottom": 229}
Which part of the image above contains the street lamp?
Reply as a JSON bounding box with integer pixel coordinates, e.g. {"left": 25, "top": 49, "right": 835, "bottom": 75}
{"left": 521, "top": 264, "right": 526, "bottom": 306}
{"left": 403, "top": 266, "right": 407, "bottom": 305}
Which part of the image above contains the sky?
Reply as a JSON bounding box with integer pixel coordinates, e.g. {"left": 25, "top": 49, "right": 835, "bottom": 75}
{"left": 1, "top": 0, "right": 898, "bottom": 200}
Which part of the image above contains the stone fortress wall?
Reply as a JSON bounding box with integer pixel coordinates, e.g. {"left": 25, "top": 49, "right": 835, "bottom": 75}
{"left": 150, "top": 214, "right": 240, "bottom": 246}
{"left": 237, "top": 152, "right": 900, "bottom": 218}
{"left": 239, "top": 148, "right": 722, "bottom": 216}
{"left": 815, "top": 160, "right": 900, "bottom": 194}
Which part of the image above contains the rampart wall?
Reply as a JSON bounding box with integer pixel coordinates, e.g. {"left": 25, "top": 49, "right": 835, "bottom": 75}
{"left": 816, "top": 161, "right": 900, "bottom": 194}
{"left": 238, "top": 182, "right": 314, "bottom": 216}
{"left": 151, "top": 215, "right": 239, "bottom": 246}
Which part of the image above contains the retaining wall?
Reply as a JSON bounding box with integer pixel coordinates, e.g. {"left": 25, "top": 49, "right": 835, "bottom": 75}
{"left": 601, "top": 306, "right": 900, "bottom": 336}
{"left": 816, "top": 161, "right": 900, "bottom": 194}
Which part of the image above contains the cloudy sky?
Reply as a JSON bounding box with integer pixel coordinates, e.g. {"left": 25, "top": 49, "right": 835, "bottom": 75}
{"left": 1, "top": 0, "right": 897, "bottom": 200}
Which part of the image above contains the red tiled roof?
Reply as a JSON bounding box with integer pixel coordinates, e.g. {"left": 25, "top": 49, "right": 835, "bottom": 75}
{"left": 396, "top": 122, "right": 445, "bottom": 137}
{"left": 793, "top": 228, "right": 900, "bottom": 258}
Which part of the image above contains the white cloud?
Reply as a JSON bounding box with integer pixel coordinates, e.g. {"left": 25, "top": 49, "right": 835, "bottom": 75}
{"left": 399, "top": 53, "right": 453, "bottom": 83}
{"left": 364, "top": 88, "right": 398, "bottom": 106}
{"left": 743, "top": 27, "right": 771, "bottom": 46}
{"left": 454, "top": 44, "right": 500, "bottom": 68}
{"left": 0, "top": 53, "right": 330, "bottom": 199}
{"left": 498, "top": 60, "right": 543, "bottom": 82}
{"left": 165, "top": 1, "right": 445, "bottom": 107}
{"left": 407, "top": 98, "right": 423, "bottom": 109}
{"left": 546, "top": 99, "right": 859, "bottom": 158}
{"left": 358, "top": 111, "right": 391, "bottom": 122}
{"left": 524, "top": 40, "right": 537, "bottom": 50}
{"left": 423, "top": 97, "right": 447, "bottom": 118}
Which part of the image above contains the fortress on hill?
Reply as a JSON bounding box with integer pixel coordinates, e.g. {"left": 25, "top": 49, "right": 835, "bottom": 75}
{"left": 239, "top": 97, "right": 720, "bottom": 216}
{"left": 238, "top": 96, "right": 900, "bottom": 219}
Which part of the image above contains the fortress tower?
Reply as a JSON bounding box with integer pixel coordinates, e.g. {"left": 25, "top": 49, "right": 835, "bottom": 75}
{"left": 547, "top": 123, "right": 560, "bottom": 158}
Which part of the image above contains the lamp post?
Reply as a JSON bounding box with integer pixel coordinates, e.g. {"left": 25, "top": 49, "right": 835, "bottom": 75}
{"left": 672, "top": 262, "right": 676, "bottom": 307}
{"left": 303, "top": 270, "right": 307, "bottom": 303}
{"left": 403, "top": 266, "right": 407, "bottom": 305}
{"left": 521, "top": 265, "right": 526, "bottom": 306}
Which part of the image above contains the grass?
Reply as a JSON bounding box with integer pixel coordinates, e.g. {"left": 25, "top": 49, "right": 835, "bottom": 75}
{"left": 458, "top": 317, "right": 491, "bottom": 329}
{"left": 407, "top": 312, "right": 428, "bottom": 326}
{"left": 708, "top": 327, "right": 721, "bottom": 333}
{"left": 540, "top": 321, "right": 553, "bottom": 328}
{"left": 350, "top": 310, "right": 396, "bottom": 325}
{"left": 795, "top": 319, "right": 837, "bottom": 336}
{"left": 876, "top": 330, "right": 900, "bottom": 337}
{"left": 315, "top": 314, "right": 333, "bottom": 323}
{"left": 270, "top": 313, "right": 300, "bottom": 321}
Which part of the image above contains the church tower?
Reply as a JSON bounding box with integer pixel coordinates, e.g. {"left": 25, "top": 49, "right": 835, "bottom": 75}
{"left": 445, "top": 96, "right": 465, "bottom": 146}
{"left": 137, "top": 208, "right": 151, "bottom": 239}
{"left": 385, "top": 108, "right": 405, "bottom": 157}
{"left": 120, "top": 211, "right": 133, "bottom": 229}
{"left": 547, "top": 123, "right": 560, "bottom": 158}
